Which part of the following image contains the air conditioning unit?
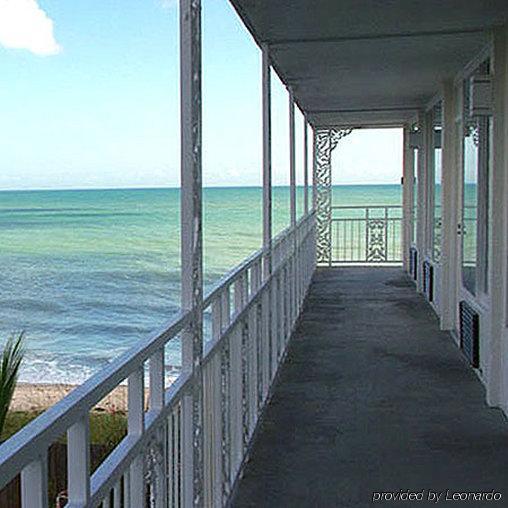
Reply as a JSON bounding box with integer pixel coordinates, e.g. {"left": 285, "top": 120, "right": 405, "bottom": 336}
{"left": 459, "top": 301, "right": 480, "bottom": 368}
{"left": 422, "top": 260, "right": 434, "bottom": 302}
{"left": 409, "top": 247, "right": 418, "bottom": 281}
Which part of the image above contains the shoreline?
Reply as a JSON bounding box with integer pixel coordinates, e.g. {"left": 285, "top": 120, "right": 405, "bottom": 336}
{"left": 12, "top": 383, "right": 130, "bottom": 413}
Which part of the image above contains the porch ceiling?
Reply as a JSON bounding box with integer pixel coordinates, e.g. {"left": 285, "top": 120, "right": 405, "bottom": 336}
{"left": 230, "top": 0, "right": 508, "bottom": 128}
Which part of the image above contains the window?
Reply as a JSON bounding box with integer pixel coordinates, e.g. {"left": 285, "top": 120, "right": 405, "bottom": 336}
{"left": 412, "top": 138, "right": 419, "bottom": 244}
{"left": 432, "top": 103, "right": 443, "bottom": 262}
{"left": 461, "top": 62, "right": 490, "bottom": 296}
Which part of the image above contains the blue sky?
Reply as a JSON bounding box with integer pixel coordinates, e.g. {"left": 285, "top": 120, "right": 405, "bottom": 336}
{"left": 0, "top": 0, "right": 401, "bottom": 190}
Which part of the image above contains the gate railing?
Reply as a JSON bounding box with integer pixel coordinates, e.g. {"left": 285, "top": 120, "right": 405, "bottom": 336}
{"left": 330, "top": 205, "right": 402, "bottom": 264}
{"left": 0, "top": 212, "right": 316, "bottom": 508}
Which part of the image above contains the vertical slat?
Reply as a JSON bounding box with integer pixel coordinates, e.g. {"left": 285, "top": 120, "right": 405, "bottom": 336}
{"left": 234, "top": 274, "right": 246, "bottom": 315}
{"left": 154, "top": 426, "right": 167, "bottom": 508}
{"left": 221, "top": 336, "right": 231, "bottom": 501}
{"left": 261, "top": 287, "right": 270, "bottom": 401}
{"left": 203, "top": 360, "right": 213, "bottom": 507}
{"left": 229, "top": 326, "right": 243, "bottom": 478}
{"left": 113, "top": 482, "right": 121, "bottom": 508}
{"left": 128, "top": 367, "right": 145, "bottom": 507}
{"left": 167, "top": 412, "right": 174, "bottom": 508}
{"left": 123, "top": 470, "right": 131, "bottom": 508}
{"left": 221, "top": 286, "right": 231, "bottom": 332}
{"left": 21, "top": 452, "right": 48, "bottom": 508}
{"left": 248, "top": 304, "right": 258, "bottom": 434}
{"left": 212, "top": 298, "right": 221, "bottom": 342}
{"left": 212, "top": 353, "right": 223, "bottom": 507}
{"left": 149, "top": 348, "right": 165, "bottom": 412}
{"left": 67, "top": 415, "right": 91, "bottom": 505}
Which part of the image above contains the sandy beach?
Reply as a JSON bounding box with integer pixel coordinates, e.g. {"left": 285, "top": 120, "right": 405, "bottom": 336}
{"left": 12, "top": 383, "right": 129, "bottom": 413}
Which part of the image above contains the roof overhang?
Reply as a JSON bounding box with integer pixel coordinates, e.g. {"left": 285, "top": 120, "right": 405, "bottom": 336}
{"left": 229, "top": 0, "right": 508, "bottom": 128}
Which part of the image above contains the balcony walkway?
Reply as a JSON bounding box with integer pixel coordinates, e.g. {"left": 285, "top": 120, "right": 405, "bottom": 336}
{"left": 231, "top": 267, "right": 508, "bottom": 507}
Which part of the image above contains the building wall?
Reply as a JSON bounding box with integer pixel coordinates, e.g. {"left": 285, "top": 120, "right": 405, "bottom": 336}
{"left": 403, "top": 26, "right": 508, "bottom": 416}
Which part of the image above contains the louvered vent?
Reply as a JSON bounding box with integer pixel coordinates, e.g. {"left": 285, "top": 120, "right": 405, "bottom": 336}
{"left": 459, "top": 301, "right": 480, "bottom": 368}
{"left": 422, "top": 260, "right": 434, "bottom": 302}
{"left": 409, "top": 247, "right": 418, "bottom": 281}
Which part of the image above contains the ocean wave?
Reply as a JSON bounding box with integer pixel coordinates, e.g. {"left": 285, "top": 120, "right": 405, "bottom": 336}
{"left": 19, "top": 347, "right": 182, "bottom": 385}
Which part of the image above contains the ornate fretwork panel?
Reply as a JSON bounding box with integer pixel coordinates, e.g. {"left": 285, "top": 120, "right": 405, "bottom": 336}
{"left": 314, "top": 128, "right": 353, "bottom": 265}
{"left": 366, "top": 219, "right": 388, "bottom": 262}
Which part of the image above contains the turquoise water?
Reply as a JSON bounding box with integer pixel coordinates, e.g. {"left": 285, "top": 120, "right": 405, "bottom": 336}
{"left": 0, "top": 185, "right": 400, "bottom": 383}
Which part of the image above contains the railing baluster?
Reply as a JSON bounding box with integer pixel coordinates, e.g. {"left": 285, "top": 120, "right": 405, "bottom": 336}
{"left": 203, "top": 354, "right": 213, "bottom": 507}
{"left": 21, "top": 452, "right": 48, "bottom": 508}
{"left": 248, "top": 304, "right": 258, "bottom": 435}
{"left": 123, "top": 470, "right": 130, "bottom": 508}
{"left": 149, "top": 348, "right": 165, "bottom": 412}
{"left": 113, "top": 481, "right": 121, "bottom": 508}
{"left": 67, "top": 414, "right": 91, "bottom": 505}
{"left": 212, "top": 353, "right": 222, "bottom": 507}
{"left": 167, "top": 411, "right": 174, "bottom": 507}
{"left": 128, "top": 367, "right": 145, "bottom": 507}
{"left": 222, "top": 286, "right": 231, "bottom": 332}
{"left": 230, "top": 325, "right": 243, "bottom": 476}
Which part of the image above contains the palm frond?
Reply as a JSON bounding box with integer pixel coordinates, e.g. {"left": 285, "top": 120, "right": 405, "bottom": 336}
{"left": 0, "top": 332, "right": 25, "bottom": 438}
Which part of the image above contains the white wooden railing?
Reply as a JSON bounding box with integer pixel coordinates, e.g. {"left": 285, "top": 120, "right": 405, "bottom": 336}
{"left": 0, "top": 212, "right": 316, "bottom": 508}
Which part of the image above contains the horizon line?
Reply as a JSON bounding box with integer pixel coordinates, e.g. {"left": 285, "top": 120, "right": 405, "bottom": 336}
{"left": 0, "top": 182, "right": 402, "bottom": 193}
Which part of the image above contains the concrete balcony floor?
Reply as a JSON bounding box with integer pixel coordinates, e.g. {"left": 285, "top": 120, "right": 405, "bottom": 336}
{"left": 231, "top": 267, "right": 508, "bottom": 507}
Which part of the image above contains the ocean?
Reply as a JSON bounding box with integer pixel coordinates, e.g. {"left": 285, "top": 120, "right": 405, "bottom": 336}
{"left": 0, "top": 185, "right": 401, "bottom": 384}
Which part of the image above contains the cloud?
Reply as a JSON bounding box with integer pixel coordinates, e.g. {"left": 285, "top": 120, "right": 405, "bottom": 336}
{"left": 160, "top": 0, "right": 176, "bottom": 10}
{"left": 0, "top": 0, "right": 61, "bottom": 56}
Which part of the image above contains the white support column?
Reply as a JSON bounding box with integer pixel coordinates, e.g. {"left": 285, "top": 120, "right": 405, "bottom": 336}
{"left": 424, "top": 110, "right": 435, "bottom": 260}
{"left": 262, "top": 44, "right": 272, "bottom": 279}
{"left": 303, "top": 118, "right": 309, "bottom": 215}
{"left": 416, "top": 112, "right": 427, "bottom": 291}
{"left": 440, "top": 80, "right": 460, "bottom": 331}
{"left": 261, "top": 43, "right": 273, "bottom": 403}
{"left": 402, "top": 125, "right": 414, "bottom": 271}
{"left": 289, "top": 91, "right": 297, "bottom": 325}
{"left": 488, "top": 27, "right": 508, "bottom": 410}
{"left": 289, "top": 92, "right": 296, "bottom": 229}
{"left": 180, "top": 0, "right": 203, "bottom": 504}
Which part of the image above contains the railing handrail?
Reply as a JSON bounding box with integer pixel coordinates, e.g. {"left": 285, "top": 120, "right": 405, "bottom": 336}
{"left": 331, "top": 204, "right": 402, "bottom": 209}
{"left": 331, "top": 217, "right": 401, "bottom": 222}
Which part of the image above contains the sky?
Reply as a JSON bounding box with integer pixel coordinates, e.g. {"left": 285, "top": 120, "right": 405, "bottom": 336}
{"left": 0, "top": 0, "right": 402, "bottom": 190}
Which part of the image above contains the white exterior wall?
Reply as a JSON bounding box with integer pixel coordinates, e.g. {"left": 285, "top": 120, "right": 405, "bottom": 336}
{"left": 488, "top": 27, "right": 508, "bottom": 411}
{"left": 412, "top": 25, "right": 508, "bottom": 417}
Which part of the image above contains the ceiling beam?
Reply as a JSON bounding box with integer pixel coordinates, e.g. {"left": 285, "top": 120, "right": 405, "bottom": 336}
{"left": 307, "top": 107, "right": 420, "bottom": 114}
{"left": 266, "top": 27, "right": 487, "bottom": 46}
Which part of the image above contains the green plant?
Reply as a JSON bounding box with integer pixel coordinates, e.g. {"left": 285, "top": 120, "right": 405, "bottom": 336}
{"left": 0, "top": 332, "right": 25, "bottom": 438}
